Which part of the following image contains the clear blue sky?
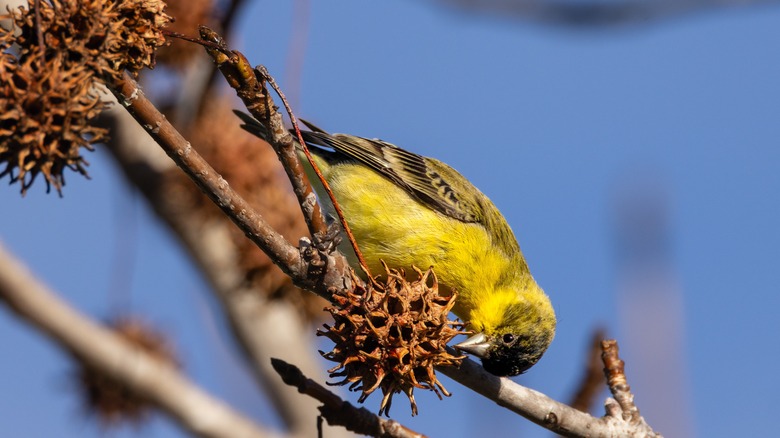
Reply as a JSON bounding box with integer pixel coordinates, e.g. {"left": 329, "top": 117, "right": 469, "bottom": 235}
{"left": 1, "top": 1, "right": 779, "bottom": 437}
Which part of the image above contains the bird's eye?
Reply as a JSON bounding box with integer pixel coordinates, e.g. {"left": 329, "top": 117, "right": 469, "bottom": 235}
{"left": 502, "top": 334, "right": 515, "bottom": 344}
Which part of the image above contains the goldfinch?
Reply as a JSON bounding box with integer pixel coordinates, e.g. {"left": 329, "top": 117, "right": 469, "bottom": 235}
{"left": 236, "top": 111, "right": 555, "bottom": 376}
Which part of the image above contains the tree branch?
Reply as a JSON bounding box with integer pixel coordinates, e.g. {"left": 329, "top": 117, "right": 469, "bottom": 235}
{"left": 439, "top": 349, "right": 661, "bottom": 437}
{"left": 103, "top": 102, "right": 347, "bottom": 438}
{"left": 0, "top": 241, "right": 276, "bottom": 438}
{"left": 109, "top": 71, "right": 351, "bottom": 298}
{"left": 198, "top": 28, "right": 330, "bottom": 244}
{"left": 271, "top": 358, "right": 426, "bottom": 438}
{"left": 602, "top": 339, "right": 643, "bottom": 425}
{"left": 198, "top": 25, "right": 370, "bottom": 273}
{"left": 110, "top": 71, "right": 299, "bottom": 274}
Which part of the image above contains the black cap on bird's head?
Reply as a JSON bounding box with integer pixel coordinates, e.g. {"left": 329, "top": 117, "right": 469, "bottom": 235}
{"left": 455, "top": 331, "right": 550, "bottom": 377}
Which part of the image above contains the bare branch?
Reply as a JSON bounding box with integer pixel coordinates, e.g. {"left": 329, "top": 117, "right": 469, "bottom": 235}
{"left": 0, "top": 241, "right": 276, "bottom": 438}
{"left": 103, "top": 102, "right": 347, "bottom": 438}
{"left": 108, "top": 71, "right": 351, "bottom": 298}
{"left": 199, "top": 25, "right": 372, "bottom": 277}
{"left": 110, "top": 71, "right": 300, "bottom": 275}
{"left": 271, "top": 359, "right": 426, "bottom": 438}
{"left": 602, "top": 339, "right": 642, "bottom": 425}
{"left": 197, "top": 28, "right": 330, "bottom": 243}
{"left": 439, "top": 351, "right": 661, "bottom": 437}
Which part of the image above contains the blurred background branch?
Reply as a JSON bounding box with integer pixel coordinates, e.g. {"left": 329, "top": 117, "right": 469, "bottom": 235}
{"left": 567, "top": 327, "right": 606, "bottom": 414}
{"left": 431, "top": 0, "right": 780, "bottom": 26}
{"left": 102, "top": 99, "right": 341, "bottom": 438}
{"left": 0, "top": 242, "right": 275, "bottom": 438}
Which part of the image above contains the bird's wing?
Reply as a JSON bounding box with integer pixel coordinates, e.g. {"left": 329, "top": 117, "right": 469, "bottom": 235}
{"left": 234, "top": 111, "right": 522, "bottom": 260}
{"left": 299, "top": 129, "right": 483, "bottom": 223}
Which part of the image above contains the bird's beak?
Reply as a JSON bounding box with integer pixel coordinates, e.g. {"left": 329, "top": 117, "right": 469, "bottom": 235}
{"left": 454, "top": 332, "right": 490, "bottom": 358}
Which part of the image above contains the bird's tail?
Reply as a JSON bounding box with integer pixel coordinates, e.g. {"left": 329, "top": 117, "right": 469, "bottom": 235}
{"left": 233, "top": 110, "right": 275, "bottom": 143}
{"left": 235, "top": 110, "right": 340, "bottom": 202}
{"left": 233, "top": 110, "right": 360, "bottom": 264}
{"left": 233, "top": 110, "right": 332, "bottom": 154}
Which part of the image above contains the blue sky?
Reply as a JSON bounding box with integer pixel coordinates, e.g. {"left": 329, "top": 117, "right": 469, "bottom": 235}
{"left": 1, "top": 1, "right": 779, "bottom": 437}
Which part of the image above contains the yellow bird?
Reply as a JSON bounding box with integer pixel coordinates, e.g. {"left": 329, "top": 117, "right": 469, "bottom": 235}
{"left": 236, "top": 111, "right": 556, "bottom": 376}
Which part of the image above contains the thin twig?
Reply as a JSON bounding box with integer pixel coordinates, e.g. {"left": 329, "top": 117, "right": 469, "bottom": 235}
{"left": 602, "top": 339, "right": 642, "bottom": 424}
{"left": 110, "top": 71, "right": 299, "bottom": 273}
{"left": 163, "top": 29, "right": 222, "bottom": 49}
{"left": 197, "top": 27, "right": 330, "bottom": 244}
{"left": 271, "top": 358, "right": 427, "bottom": 438}
{"left": 196, "top": 26, "right": 370, "bottom": 271}
{"left": 257, "top": 65, "right": 371, "bottom": 274}
{"left": 0, "top": 242, "right": 274, "bottom": 438}
{"left": 109, "top": 71, "right": 350, "bottom": 297}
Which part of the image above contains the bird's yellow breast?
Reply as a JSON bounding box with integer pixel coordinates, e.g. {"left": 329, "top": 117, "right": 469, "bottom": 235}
{"left": 323, "top": 161, "right": 531, "bottom": 331}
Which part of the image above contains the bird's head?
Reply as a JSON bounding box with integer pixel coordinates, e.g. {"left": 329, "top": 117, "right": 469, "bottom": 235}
{"left": 454, "top": 288, "right": 556, "bottom": 377}
{"left": 455, "top": 330, "right": 552, "bottom": 376}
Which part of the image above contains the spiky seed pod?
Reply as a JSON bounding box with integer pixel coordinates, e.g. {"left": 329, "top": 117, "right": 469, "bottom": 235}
{"left": 5, "top": 0, "right": 171, "bottom": 81}
{"left": 318, "top": 264, "right": 465, "bottom": 416}
{"left": 0, "top": 53, "right": 105, "bottom": 193}
{"left": 0, "top": 0, "right": 171, "bottom": 194}
{"left": 75, "top": 316, "right": 178, "bottom": 426}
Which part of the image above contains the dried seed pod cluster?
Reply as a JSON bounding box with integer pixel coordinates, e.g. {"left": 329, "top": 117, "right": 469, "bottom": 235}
{"left": 0, "top": 0, "right": 171, "bottom": 193}
{"left": 75, "top": 317, "right": 178, "bottom": 426}
{"left": 319, "top": 264, "right": 465, "bottom": 416}
{"left": 0, "top": 49, "right": 106, "bottom": 194}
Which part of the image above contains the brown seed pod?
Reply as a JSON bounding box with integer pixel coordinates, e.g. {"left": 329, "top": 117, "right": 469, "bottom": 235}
{"left": 0, "top": 0, "right": 171, "bottom": 194}
{"left": 0, "top": 52, "right": 105, "bottom": 194}
{"left": 318, "top": 264, "right": 465, "bottom": 416}
{"left": 2, "top": 0, "right": 170, "bottom": 82}
{"left": 75, "top": 316, "right": 178, "bottom": 426}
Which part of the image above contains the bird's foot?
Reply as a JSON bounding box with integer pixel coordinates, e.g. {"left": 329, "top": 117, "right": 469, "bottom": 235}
{"left": 299, "top": 237, "right": 327, "bottom": 278}
{"left": 313, "top": 222, "right": 342, "bottom": 254}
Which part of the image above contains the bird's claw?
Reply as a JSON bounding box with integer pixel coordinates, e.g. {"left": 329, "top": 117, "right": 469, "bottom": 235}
{"left": 299, "top": 237, "right": 327, "bottom": 278}
{"left": 313, "top": 222, "right": 342, "bottom": 254}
